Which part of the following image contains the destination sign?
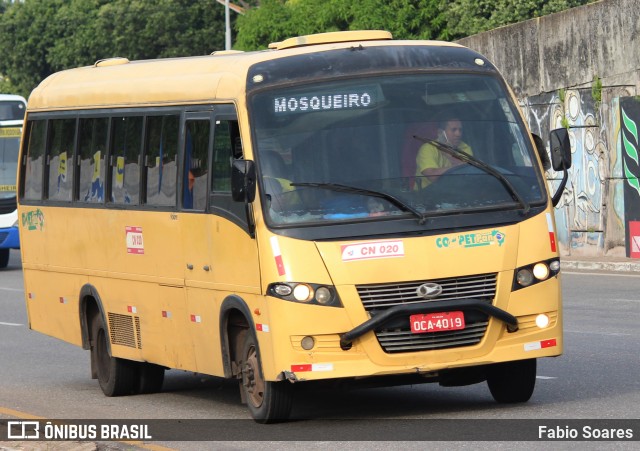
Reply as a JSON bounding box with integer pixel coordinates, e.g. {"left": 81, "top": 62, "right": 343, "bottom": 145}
{"left": 273, "top": 90, "right": 375, "bottom": 115}
{"left": 0, "top": 127, "right": 21, "bottom": 137}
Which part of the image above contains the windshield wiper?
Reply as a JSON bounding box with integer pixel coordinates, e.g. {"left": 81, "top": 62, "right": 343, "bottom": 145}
{"left": 290, "top": 182, "right": 428, "bottom": 225}
{"left": 414, "top": 135, "right": 530, "bottom": 215}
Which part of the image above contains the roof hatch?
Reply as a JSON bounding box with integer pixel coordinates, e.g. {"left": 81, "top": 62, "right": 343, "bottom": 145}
{"left": 269, "top": 30, "right": 392, "bottom": 50}
{"left": 94, "top": 57, "right": 130, "bottom": 68}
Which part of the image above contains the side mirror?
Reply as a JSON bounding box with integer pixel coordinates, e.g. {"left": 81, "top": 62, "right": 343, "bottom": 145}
{"left": 550, "top": 128, "right": 572, "bottom": 171}
{"left": 532, "top": 133, "right": 551, "bottom": 171}
{"left": 549, "top": 128, "right": 572, "bottom": 207}
{"left": 231, "top": 159, "right": 256, "bottom": 203}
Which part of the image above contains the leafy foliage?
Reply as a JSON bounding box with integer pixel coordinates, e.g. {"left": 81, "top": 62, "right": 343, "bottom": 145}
{"left": 235, "top": 0, "right": 446, "bottom": 50}
{"left": 0, "top": 0, "right": 595, "bottom": 97}
{"left": 442, "top": 0, "right": 595, "bottom": 40}
{"left": 0, "top": 0, "right": 228, "bottom": 97}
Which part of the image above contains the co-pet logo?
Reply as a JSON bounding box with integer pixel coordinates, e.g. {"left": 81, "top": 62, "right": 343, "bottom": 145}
{"left": 7, "top": 421, "right": 40, "bottom": 439}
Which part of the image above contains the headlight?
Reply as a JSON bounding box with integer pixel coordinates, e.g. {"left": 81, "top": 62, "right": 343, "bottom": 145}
{"left": 315, "top": 287, "right": 332, "bottom": 305}
{"left": 268, "top": 282, "right": 343, "bottom": 307}
{"left": 533, "top": 263, "right": 550, "bottom": 280}
{"left": 516, "top": 268, "right": 534, "bottom": 287}
{"left": 512, "top": 258, "right": 560, "bottom": 291}
{"left": 293, "top": 284, "right": 312, "bottom": 302}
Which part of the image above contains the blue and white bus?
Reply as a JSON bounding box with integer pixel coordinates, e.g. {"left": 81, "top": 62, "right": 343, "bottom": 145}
{"left": 0, "top": 94, "right": 26, "bottom": 268}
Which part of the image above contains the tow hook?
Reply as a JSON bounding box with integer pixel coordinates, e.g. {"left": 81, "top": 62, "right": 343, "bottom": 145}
{"left": 277, "top": 370, "right": 299, "bottom": 382}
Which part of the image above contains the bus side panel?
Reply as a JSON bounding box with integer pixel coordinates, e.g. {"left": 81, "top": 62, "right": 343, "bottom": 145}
{"left": 181, "top": 212, "right": 261, "bottom": 377}
{"left": 184, "top": 287, "right": 225, "bottom": 376}
{"left": 139, "top": 284, "right": 195, "bottom": 370}
{"left": 22, "top": 269, "right": 85, "bottom": 347}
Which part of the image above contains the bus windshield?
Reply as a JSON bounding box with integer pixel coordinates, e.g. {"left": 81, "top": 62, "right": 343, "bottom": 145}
{"left": 0, "top": 126, "right": 21, "bottom": 201}
{"left": 0, "top": 100, "right": 26, "bottom": 121}
{"left": 250, "top": 73, "right": 546, "bottom": 226}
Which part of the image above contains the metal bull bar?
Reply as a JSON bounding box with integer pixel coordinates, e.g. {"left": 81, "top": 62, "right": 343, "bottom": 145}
{"left": 340, "top": 299, "right": 519, "bottom": 348}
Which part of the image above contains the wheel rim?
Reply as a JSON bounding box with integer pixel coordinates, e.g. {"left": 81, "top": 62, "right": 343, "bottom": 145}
{"left": 242, "top": 344, "right": 265, "bottom": 408}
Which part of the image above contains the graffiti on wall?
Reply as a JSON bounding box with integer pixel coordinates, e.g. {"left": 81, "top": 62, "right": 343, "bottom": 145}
{"left": 520, "top": 89, "right": 611, "bottom": 254}
{"left": 620, "top": 97, "right": 640, "bottom": 257}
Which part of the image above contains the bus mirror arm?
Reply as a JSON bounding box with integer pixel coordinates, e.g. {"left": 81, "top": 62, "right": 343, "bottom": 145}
{"left": 339, "top": 299, "right": 518, "bottom": 348}
{"left": 551, "top": 168, "right": 568, "bottom": 207}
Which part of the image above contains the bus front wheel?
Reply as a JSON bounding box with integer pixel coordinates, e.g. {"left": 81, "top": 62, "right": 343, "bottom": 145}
{"left": 240, "top": 333, "right": 293, "bottom": 423}
{"left": 90, "top": 315, "right": 137, "bottom": 396}
{"left": 487, "top": 358, "right": 536, "bottom": 403}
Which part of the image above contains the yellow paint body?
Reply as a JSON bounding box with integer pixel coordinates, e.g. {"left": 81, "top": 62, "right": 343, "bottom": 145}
{"left": 18, "top": 31, "right": 562, "bottom": 387}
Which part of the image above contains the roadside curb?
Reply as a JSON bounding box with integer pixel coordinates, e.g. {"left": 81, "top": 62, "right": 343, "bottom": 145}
{"left": 561, "top": 260, "right": 640, "bottom": 273}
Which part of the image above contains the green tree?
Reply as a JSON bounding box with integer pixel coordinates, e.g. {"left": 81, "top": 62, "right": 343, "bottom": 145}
{"left": 92, "top": 0, "right": 227, "bottom": 61}
{"left": 235, "top": 0, "right": 447, "bottom": 51}
{"left": 0, "top": 0, "right": 64, "bottom": 97}
{"left": 0, "top": 0, "right": 597, "bottom": 98}
{"left": 0, "top": 0, "right": 230, "bottom": 98}
{"left": 442, "top": 0, "right": 595, "bottom": 40}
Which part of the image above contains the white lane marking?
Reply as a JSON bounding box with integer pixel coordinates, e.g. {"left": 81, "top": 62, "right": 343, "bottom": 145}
{"left": 565, "top": 329, "right": 632, "bottom": 337}
{"left": 0, "top": 287, "right": 23, "bottom": 292}
{"left": 0, "top": 321, "right": 22, "bottom": 327}
{"left": 563, "top": 271, "right": 640, "bottom": 277}
{"left": 536, "top": 376, "right": 557, "bottom": 380}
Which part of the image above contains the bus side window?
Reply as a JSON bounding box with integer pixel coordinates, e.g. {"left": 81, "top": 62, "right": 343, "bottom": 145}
{"left": 46, "top": 118, "right": 76, "bottom": 202}
{"left": 78, "top": 117, "right": 108, "bottom": 203}
{"left": 182, "top": 120, "right": 210, "bottom": 211}
{"left": 145, "top": 115, "right": 179, "bottom": 207}
{"left": 210, "top": 119, "right": 246, "bottom": 221}
{"left": 212, "top": 120, "right": 235, "bottom": 193}
{"left": 21, "top": 120, "right": 46, "bottom": 201}
{"left": 110, "top": 116, "right": 143, "bottom": 205}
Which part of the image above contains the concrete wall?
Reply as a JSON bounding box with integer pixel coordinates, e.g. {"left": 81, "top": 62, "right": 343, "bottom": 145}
{"left": 457, "top": 0, "right": 640, "bottom": 257}
{"left": 457, "top": 0, "right": 640, "bottom": 98}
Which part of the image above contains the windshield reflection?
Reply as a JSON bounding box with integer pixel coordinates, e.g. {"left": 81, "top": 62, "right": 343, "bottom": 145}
{"left": 250, "top": 73, "right": 545, "bottom": 226}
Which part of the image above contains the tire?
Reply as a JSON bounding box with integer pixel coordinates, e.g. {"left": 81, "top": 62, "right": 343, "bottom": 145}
{"left": 90, "top": 315, "right": 137, "bottom": 396}
{"left": 0, "top": 249, "right": 9, "bottom": 269}
{"left": 136, "top": 362, "right": 165, "bottom": 394}
{"left": 240, "top": 333, "right": 293, "bottom": 423}
{"left": 487, "top": 358, "right": 536, "bottom": 403}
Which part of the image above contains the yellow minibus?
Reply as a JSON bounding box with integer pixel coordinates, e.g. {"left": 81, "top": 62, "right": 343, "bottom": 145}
{"left": 18, "top": 31, "right": 571, "bottom": 422}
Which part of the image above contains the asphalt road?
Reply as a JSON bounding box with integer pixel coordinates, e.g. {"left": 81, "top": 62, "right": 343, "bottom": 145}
{"left": 1, "top": 249, "right": 638, "bottom": 450}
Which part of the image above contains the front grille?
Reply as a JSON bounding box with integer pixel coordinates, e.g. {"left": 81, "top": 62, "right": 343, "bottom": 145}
{"left": 356, "top": 273, "right": 497, "bottom": 353}
{"left": 0, "top": 232, "right": 7, "bottom": 245}
{"left": 376, "top": 321, "right": 489, "bottom": 353}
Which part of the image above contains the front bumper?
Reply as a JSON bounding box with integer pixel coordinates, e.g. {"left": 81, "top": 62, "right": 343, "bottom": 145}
{"left": 340, "top": 299, "right": 518, "bottom": 347}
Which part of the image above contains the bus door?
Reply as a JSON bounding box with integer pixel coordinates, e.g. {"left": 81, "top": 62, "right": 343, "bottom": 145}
{"left": 180, "top": 108, "right": 260, "bottom": 375}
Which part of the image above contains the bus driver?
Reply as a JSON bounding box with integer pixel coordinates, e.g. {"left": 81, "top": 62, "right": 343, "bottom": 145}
{"left": 415, "top": 116, "right": 472, "bottom": 189}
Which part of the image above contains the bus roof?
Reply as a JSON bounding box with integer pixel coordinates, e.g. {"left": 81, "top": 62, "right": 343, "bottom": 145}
{"left": 0, "top": 93, "right": 27, "bottom": 103}
{"left": 26, "top": 31, "right": 464, "bottom": 112}
{"left": 0, "top": 119, "right": 23, "bottom": 127}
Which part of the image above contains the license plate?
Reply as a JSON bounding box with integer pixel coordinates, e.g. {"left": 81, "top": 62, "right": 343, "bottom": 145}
{"left": 410, "top": 311, "right": 465, "bottom": 334}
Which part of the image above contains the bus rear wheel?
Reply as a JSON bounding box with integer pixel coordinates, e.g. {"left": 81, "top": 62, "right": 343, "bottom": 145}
{"left": 136, "top": 362, "right": 165, "bottom": 394}
{"left": 91, "top": 315, "right": 137, "bottom": 396}
{"left": 240, "top": 333, "right": 293, "bottom": 423}
{"left": 487, "top": 358, "right": 536, "bottom": 403}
